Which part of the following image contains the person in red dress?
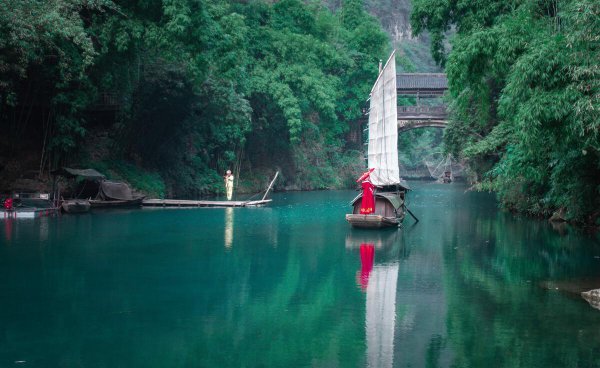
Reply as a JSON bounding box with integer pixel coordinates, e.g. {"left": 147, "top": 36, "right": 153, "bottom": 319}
{"left": 357, "top": 168, "right": 375, "bottom": 215}
{"left": 4, "top": 198, "right": 13, "bottom": 211}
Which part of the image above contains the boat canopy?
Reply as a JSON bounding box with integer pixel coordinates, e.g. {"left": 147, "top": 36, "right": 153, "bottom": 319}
{"left": 350, "top": 191, "right": 405, "bottom": 211}
{"left": 52, "top": 167, "right": 106, "bottom": 180}
{"left": 376, "top": 192, "right": 402, "bottom": 210}
{"left": 368, "top": 51, "right": 400, "bottom": 186}
{"left": 98, "top": 181, "right": 134, "bottom": 200}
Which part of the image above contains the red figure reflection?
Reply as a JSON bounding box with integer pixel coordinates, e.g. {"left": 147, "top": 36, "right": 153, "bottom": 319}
{"left": 4, "top": 218, "right": 13, "bottom": 242}
{"left": 357, "top": 168, "right": 375, "bottom": 215}
{"left": 357, "top": 243, "right": 375, "bottom": 290}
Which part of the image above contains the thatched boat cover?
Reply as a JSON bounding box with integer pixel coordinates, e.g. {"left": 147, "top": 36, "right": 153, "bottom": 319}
{"left": 99, "top": 180, "right": 133, "bottom": 200}
{"left": 53, "top": 168, "right": 106, "bottom": 180}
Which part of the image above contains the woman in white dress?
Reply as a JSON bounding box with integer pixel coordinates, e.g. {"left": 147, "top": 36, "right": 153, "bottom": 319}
{"left": 224, "top": 170, "right": 234, "bottom": 200}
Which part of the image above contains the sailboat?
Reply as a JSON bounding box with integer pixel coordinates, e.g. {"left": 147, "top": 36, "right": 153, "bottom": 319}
{"left": 346, "top": 51, "right": 410, "bottom": 229}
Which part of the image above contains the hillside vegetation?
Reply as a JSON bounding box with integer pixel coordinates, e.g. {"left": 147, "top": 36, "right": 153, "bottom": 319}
{"left": 412, "top": 0, "right": 600, "bottom": 223}
{"left": 0, "top": 0, "right": 389, "bottom": 197}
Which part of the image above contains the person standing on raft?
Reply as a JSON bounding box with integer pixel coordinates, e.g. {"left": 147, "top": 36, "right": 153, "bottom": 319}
{"left": 224, "top": 170, "right": 234, "bottom": 200}
{"left": 357, "top": 168, "right": 375, "bottom": 214}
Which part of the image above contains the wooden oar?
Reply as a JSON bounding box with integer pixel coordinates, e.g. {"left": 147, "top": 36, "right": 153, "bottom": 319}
{"left": 403, "top": 204, "right": 419, "bottom": 223}
{"left": 261, "top": 171, "right": 280, "bottom": 201}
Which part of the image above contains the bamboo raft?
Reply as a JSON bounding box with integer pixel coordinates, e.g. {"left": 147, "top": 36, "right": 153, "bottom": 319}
{"left": 143, "top": 171, "right": 279, "bottom": 209}
{"left": 142, "top": 199, "right": 271, "bottom": 208}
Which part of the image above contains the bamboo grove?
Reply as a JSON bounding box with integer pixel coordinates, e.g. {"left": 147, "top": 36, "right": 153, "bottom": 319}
{"left": 411, "top": 0, "right": 600, "bottom": 223}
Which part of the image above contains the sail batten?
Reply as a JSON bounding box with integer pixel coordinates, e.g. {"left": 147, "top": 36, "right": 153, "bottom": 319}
{"left": 368, "top": 51, "right": 400, "bottom": 186}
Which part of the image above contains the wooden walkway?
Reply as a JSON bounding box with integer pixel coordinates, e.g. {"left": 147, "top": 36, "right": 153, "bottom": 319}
{"left": 143, "top": 171, "right": 279, "bottom": 209}
{"left": 142, "top": 199, "right": 272, "bottom": 208}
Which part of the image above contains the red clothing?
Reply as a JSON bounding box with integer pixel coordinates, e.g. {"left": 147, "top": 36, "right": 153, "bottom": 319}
{"left": 359, "top": 180, "right": 375, "bottom": 214}
{"left": 4, "top": 198, "right": 13, "bottom": 210}
{"left": 357, "top": 243, "right": 375, "bottom": 290}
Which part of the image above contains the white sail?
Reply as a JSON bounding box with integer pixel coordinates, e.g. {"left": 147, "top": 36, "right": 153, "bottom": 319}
{"left": 368, "top": 51, "right": 400, "bottom": 186}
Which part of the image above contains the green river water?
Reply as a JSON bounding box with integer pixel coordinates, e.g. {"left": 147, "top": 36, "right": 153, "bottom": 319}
{"left": 1, "top": 182, "right": 600, "bottom": 367}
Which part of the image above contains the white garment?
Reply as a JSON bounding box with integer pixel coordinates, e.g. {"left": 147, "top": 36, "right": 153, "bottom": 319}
{"left": 225, "top": 175, "right": 234, "bottom": 200}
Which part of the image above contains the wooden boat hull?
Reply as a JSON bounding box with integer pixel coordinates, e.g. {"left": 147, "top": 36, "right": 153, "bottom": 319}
{"left": 2, "top": 196, "right": 59, "bottom": 218}
{"left": 89, "top": 197, "right": 144, "bottom": 208}
{"left": 347, "top": 190, "right": 406, "bottom": 229}
{"left": 62, "top": 199, "right": 91, "bottom": 213}
{"left": 346, "top": 214, "right": 399, "bottom": 228}
{"left": 1, "top": 208, "right": 59, "bottom": 219}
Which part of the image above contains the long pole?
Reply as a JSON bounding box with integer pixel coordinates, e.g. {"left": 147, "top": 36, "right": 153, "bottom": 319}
{"left": 261, "top": 171, "right": 279, "bottom": 201}
{"left": 403, "top": 204, "right": 419, "bottom": 223}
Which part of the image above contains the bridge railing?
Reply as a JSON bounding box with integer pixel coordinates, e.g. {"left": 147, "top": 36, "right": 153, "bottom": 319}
{"left": 89, "top": 92, "right": 122, "bottom": 111}
{"left": 397, "top": 105, "right": 447, "bottom": 119}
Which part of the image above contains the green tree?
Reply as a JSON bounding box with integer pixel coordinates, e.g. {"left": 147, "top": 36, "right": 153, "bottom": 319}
{"left": 412, "top": 0, "right": 600, "bottom": 222}
{"left": 0, "top": 0, "right": 391, "bottom": 196}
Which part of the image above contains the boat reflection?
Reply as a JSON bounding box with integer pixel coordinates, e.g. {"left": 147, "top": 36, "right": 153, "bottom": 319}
{"left": 224, "top": 207, "right": 234, "bottom": 249}
{"left": 346, "top": 229, "right": 405, "bottom": 368}
{"left": 345, "top": 229, "right": 409, "bottom": 264}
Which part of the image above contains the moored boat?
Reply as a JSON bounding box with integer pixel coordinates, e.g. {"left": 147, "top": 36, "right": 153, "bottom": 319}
{"left": 89, "top": 196, "right": 145, "bottom": 208}
{"left": 90, "top": 180, "right": 145, "bottom": 208}
{"left": 2, "top": 193, "right": 59, "bottom": 219}
{"left": 61, "top": 199, "right": 91, "bottom": 213}
{"left": 1, "top": 207, "right": 59, "bottom": 219}
{"left": 52, "top": 168, "right": 145, "bottom": 210}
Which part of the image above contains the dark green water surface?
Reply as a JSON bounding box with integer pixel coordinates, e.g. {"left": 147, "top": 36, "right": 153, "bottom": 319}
{"left": 1, "top": 183, "right": 600, "bottom": 367}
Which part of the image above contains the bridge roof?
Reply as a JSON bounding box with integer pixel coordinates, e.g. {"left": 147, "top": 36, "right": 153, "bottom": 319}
{"left": 397, "top": 73, "right": 448, "bottom": 95}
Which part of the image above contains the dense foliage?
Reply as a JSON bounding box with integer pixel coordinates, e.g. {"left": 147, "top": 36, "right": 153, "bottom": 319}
{"left": 398, "top": 127, "right": 443, "bottom": 173}
{"left": 411, "top": 0, "right": 600, "bottom": 223}
{"left": 0, "top": 0, "right": 389, "bottom": 196}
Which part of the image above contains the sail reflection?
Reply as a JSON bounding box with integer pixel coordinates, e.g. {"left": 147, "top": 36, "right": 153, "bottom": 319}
{"left": 366, "top": 262, "right": 399, "bottom": 368}
{"left": 347, "top": 230, "right": 403, "bottom": 368}
{"left": 224, "top": 207, "right": 234, "bottom": 249}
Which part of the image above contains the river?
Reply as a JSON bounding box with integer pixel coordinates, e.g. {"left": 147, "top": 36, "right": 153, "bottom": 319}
{"left": 1, "top": 182, "right": 599, "bottom": 367}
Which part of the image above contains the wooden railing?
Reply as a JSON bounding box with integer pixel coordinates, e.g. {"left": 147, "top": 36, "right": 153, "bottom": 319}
{"left": 90, "top": 92, "right": 121, "bottom": 111}
{"left": 397, "top": 105, "right": 447, "bottom": 120}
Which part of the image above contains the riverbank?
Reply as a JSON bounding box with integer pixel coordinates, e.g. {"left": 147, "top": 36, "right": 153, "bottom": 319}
{"left": 0, "top": 148, "right": 363, "bottom": 199}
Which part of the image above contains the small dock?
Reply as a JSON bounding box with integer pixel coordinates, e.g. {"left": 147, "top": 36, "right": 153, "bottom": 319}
{"left": 142, "top": 199, "right": 272, "bottom": 208}
{"left": 143, "top": 171, "right": 279, "bottom": 209}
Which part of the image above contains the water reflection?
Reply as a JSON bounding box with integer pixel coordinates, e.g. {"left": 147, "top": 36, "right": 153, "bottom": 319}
{"left": 39, "top": 216, "right": 48, "bottom": 242}
{"left": 1, "top": 187, "right": 600, "bottom": 367}
{"left": 366, "top": 262, "right": 399, "bottom": 368}
{"left": 224, "top": 207, "right": 233, "bottom": 249}
{"left": 432, "top": 185, "right": 600, "bottom": 368}
{"left": 3, "top": 218, "right": 13, "bottom": 243}
{"left": 358, "top": 244, "right": 374, "bottom": 290}
{"left": 347, "top": 230, "right": 403, "bottom": 368}
{"left": 346, "top": 229, "right": 408, "bottom": 262}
